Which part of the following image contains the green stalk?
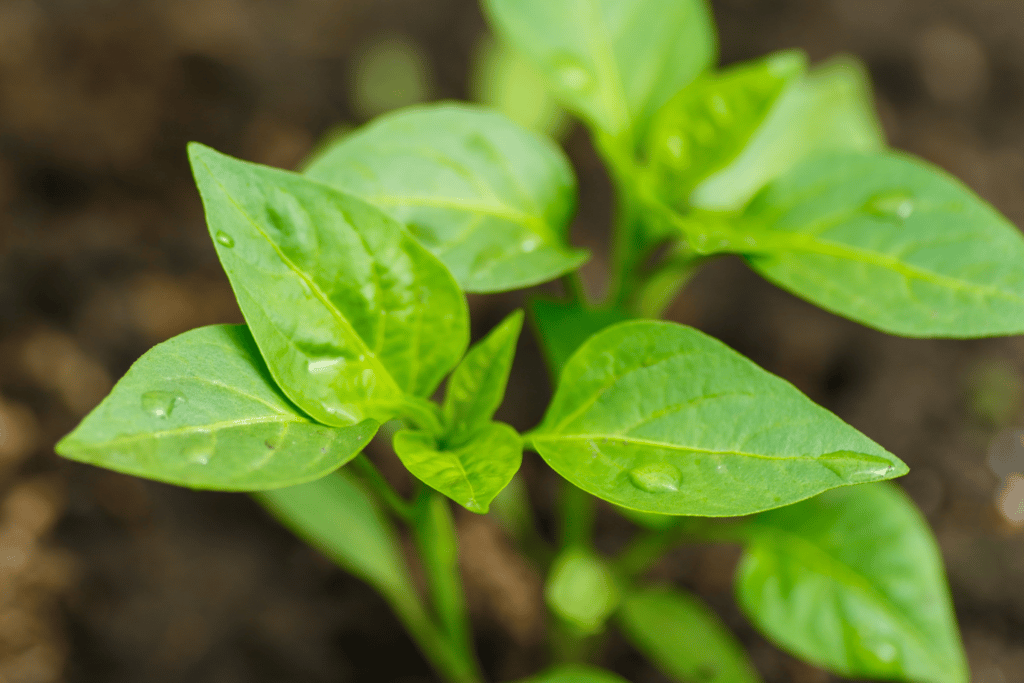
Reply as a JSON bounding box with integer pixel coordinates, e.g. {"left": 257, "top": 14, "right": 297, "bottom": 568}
{"left": 558, "top": 480, "right": 597, "bottom": 550}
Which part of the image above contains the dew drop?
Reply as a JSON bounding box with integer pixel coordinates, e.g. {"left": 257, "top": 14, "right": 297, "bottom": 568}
{"left": 184, "top": 443, "right": 212, "bottom": 465}
{"left": 215, "top": 231, "right": 235, "bottom": 247}
{"left": 141, "top": 391, "right": 185, "bottom": 419}
{"left": 628, "top": 463, "right": 682, "bottom": 494}
{"left": 865, "top": 190, "right": 915, "bottom": 221}
{"left": 551, "top": 56, "right": 594, "bottom": 94}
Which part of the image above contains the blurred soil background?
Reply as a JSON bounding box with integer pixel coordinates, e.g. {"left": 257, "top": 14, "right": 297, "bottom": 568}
{"left": 1, "top": 0, "right": 1024, "bottom": 681}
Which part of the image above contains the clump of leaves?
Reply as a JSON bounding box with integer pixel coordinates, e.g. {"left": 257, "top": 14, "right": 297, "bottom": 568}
{"left": 58, "top": 1, "right": 1024, "bottom": 681}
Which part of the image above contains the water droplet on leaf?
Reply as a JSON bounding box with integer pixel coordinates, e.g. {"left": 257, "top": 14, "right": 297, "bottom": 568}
{"left": 215, "top": 231, "right": 235, "bottom": 247}
{"left": 184, "top": 443, "right": 212, "bottom": 465}
{"left": 628, "top": 463, "right": 682, "bottom": 494}
{"left": 865, "top": 190, "right": 915, "bottom": 221}
{"left": 141, "top": 391, "right": 185, "bottom": 418}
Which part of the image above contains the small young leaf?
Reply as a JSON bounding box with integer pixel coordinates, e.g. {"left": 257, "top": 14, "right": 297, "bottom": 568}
{"left": 188, "top": 143, "right": 469, "bottom": 427}
{"left": 443, "top": 310, "right": 523, "bottom": 440}
{"left": 646, "top": 50, "right": 807, "bottom": 208}
{"left": 741, "top": 150, "right": 1024, "bottom": 337}
{"left": 736, "top": 482, "right": 968, "bottom": 683}
{"left": 692, "top": 56, "right": 884, "bottom": 211}
{"left": 56, "top": 325, "right": 376, "bottom": 491}
{"left": 483, "top": 0, "right": 716, "bottom": 146}
{"left": 618, "top": 586, "right": 763, "bottom": 683}
{"left": 303, "top": 103, "right": 587, "bottom": 293}
{"left": 529, "top": 320, "right": 907, "bottom": 517}
{"left": 393, "top": 422, "right": 523, "bottom": 513}
{"left": 255, "top": 469, "right": 421, "bottom": 615}
{"left": 518, "top": 664, "right": 630, "bottom": 683}
{"left": 545, "top": 547, "right": 620, "bottom": 634}
{"left": 529, "top": 298, "right": 630, "bottom": 378}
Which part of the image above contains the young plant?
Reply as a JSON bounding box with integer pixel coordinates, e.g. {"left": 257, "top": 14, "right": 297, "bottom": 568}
{"left": 56, "top": 1, "right": 1024, "bottom": 681}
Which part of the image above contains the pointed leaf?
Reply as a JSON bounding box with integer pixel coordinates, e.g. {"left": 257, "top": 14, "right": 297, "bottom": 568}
{"left": 443, "top": 309, "right": 523, "bottom": 439}
{"left": 736, "top": 482, "right": 968, "bottom": 683}
{"left": 646, "top": 50, "right": 807, "bottom": 208}
{"left": 741, "top": 150, "right": 1024, "bottom": 337}
{"left": 618, "top": 586, "right": 763, "bottom": 683}
{"left": 304, "top": 103, "right": 587, "bottom": 293}
{"left": 255, "top": 469, "right": 421, "bottom": 613}
{"left": 393, "top": 422, "right": 523, "bottom": 513}
{"left": 529, "top": 320, "right": 907, "bottom": 517}
{"left": 56, "top": 325, "right": 376, "bottom": 490}
{"left": 693, "top": 56, "right": 884, "bottom": 211}
{"left": 483, "top": 0, "right": 716, "bottom": 146}
{"left": 189, "top": 143, "right": 469, "bottom": 427}
{"left": 518, "top": 664, "right": 630, "bottom": 683}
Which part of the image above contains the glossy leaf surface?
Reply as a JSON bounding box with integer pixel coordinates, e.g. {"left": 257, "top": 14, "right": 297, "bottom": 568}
{"left": 443, "top": 310, "right": 523, "bottom": 440}
{"left": 519, "top": 664, "right": 630, "bottom": 683}
{"left": 255, "top": 470, "right": 421, "bottom": 611}
{"left": 56, "top": 325, "right": 377, "bottom": 490}
{"left": 393, "top": 422, "right": 523, "bottom": 513}
{"left": 545, "top": 548, "right": 620, "bottom": 634}
{"left": 742, "top": 150, "right": 1024, "bottom": 337}
{"left": 482, "top": 0, "right": 716, "bottom": 145}
{"left": 736, "top": 482, "right": 968, "bottom": 683}
{"left": 189, "top": 143, "right": 469, "bottom": 427}
{"left": 618, "top": 586, "right": 762, "bottom": 683}
{"left": 304, "top": 103, "right": 586, "bottom": 293}
{"left": 530, "top": 320, "right": 906, "bottom": 517}
{"left": 693, "top": 56, "right": 884, "bottom": 211}
{"left": 529, "top": 298, "right": 630, "bottom": 378}
{"left": 646, "top": 50, "right": 806, "bottom": 208}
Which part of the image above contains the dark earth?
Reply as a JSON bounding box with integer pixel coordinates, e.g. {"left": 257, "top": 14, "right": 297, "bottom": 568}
{"left": 1, "top": 0, "right": 1024, "bottom": 681}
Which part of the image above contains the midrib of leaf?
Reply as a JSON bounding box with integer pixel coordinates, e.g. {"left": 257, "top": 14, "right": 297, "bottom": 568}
{"left": 198, "top": 158, "right": 401, "bottom": 396}
{"left": 579, "top": 0, "right": 632, "bottom": 139}
{"left": 532, "top": 432, "right": 874, "bottom": 464}
{"left": 767, "top": 233, "right": 1024, "bottom": 305}
{"left": 72, "top": 413, "right": 311, "bottom": 449}
{"left": 747, "top": 526, "right": 946, "bottom": 673}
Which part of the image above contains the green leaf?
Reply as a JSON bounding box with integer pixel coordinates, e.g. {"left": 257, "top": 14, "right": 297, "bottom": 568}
{"left": 618, "top": 586, "right": 763, "bottom": 683}
{"left": 254, "top": 469, "right": 420, "bottom": 613}
{"left": 303, "top": 103, "right": 587, "bottom": 293}
{"left": 393, "top": 422, "right": 523, "bottom": 513}
{"left": 736, "top": 482, "right": 968, "bottom": 683}
{"left": 545, "top": 547, "right": 620, "bottom": 634}
{"left": 188, "top": 143, "right": 469, "bottom": 427}
{"left": 692, "top": 56, "right": 885, "bottom": 211}
{"left": 443, "top": 310, "right": 523, "bottom": 440}
{"left": 645, "top": 50, "right": 807, "bottom": 208}
{"left": 529, "top": 320, "right": 907, "bottom": 517}
{"left": 56, "top": 325, "right": 376, "bottom": 491}
{"left": 740, "top": 150, "right": 1024, "bottom": 337}
{"left": 529, "top": 298, "right": 631, "bottom": 378}
{"left": 483, "top": 0, "right": 716, "bottom": 146}
{"left": 518, "top": 664, "right": 630, "bottom": 683}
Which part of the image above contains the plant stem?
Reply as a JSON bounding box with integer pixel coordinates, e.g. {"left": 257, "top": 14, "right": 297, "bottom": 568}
{"left": 411, "top": 488, "right": 482, "bottom": 681}
{"left": 388, "top": 590, "right": 483, "bottom": 683}
{"left": 558, "top": 480, "right": 597, "bottom": 550}
{"left": 349, "top": 454, "right": 415, "bottom": 521}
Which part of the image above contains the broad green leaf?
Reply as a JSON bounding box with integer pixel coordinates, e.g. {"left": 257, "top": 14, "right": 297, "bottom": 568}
{"left": 529, "top": 320, "right": 907, "bottom": 517}
{"left": 692, "top": 56, "right": 885, "bottom": 211}
{"left": 56, "top": 325, "right": 376, "bottom": 491}
{"left": 740, "top": 150, "right": 1024, "bottom": 337}
{"left": 393, "top": 422, "right": 523, "bottom": 513}
{"left": 483, "top": 0, "right": 716, "bottom": 147}
{"left": 255, "top": 469, "right": 421, "bottom": 615}
{"left": 736, "top": 482, "right": 968, "bottom": 683}
{"left": 529, "top": 298, "right": 630, "bottom": 378}
{"left": 443, "top": 310, "right": 523, "bottom": 440}
{"left": 470, "top": 35, "right": 571, "bottom": 139}
{"left": 645, "top": 50, "right": 807, "bottom": 208}
{"left": 618, "top": 586, "right": 763, "bottom": 683}
{"left": 188, "top": 143, "right": 469, "bottom": 427}
{"left": 519, "top": 664, "right": 630, "bottom": 683}
{"left": 303, "top": 103, "right": 587, "bottom": 293}
{"left": 545, "top": 547, "right": 620, "bottom": 634}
